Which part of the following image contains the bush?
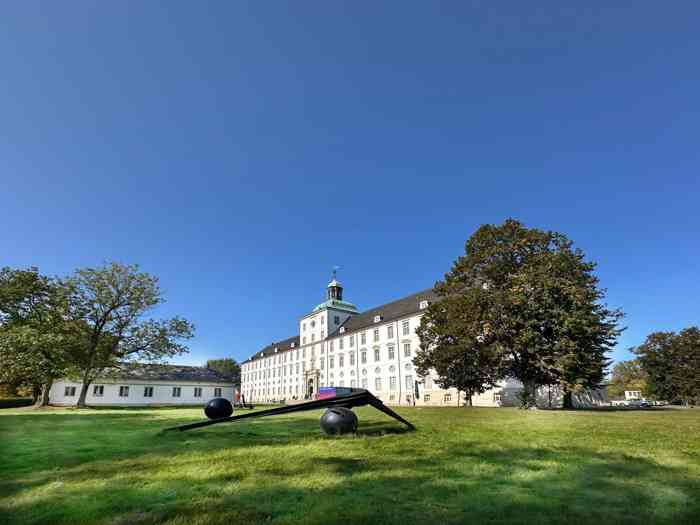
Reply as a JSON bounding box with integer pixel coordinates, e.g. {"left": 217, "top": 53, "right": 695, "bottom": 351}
{"left": 0, "top": 397, "right": 33, "bottom": 409}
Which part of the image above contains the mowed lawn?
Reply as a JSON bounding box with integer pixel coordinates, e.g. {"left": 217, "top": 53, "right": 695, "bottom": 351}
{"left": 1, "top": 406, "right": 699, "bottom": 525}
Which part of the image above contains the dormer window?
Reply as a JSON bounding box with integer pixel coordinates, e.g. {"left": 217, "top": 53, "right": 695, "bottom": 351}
{"left": 291, "top": 342, "right": 295, "bottom": 348}
{"left": 419, "top": 300, "right": 429, "bottom": 309}
{"left": 373, "top": 315, "right": 382, "bottom": 323}
{"left": 274, "top": 347, "right": 279, "bottom": 353}
{"left": 339, "top": 326, "right": 345, "bottom": 334}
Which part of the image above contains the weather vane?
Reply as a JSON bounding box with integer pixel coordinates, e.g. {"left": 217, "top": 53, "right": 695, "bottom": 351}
{"left": 332, "top": 265, "right": 340, "bottom": 280}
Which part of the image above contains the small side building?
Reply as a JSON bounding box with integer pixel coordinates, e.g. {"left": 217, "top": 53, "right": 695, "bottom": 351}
{"left": 50, "top": 363, "right": 235, "bottom": 406}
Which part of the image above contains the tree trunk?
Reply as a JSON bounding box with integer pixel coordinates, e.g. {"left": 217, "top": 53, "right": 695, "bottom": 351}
{"left": 32, "top": 384, "right": 41, "bottom": 403}
{"left": 35, "top": 378, "right": 53, "bottom": 408}
{"left": 562, "top": 389, "right": 573, "bottom": 409}
{"left": 76, "top": 368, "right": 93, "bottom": 408}
{"left": 466, "top": 388, "right": 473, "bottom": 407}
{"left": 521, "top": 379, "right": 537, "bottom": 408}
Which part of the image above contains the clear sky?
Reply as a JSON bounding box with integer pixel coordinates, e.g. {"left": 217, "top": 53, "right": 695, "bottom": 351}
{"left": 2, "top": 2, "right": 698, "bottom": 367}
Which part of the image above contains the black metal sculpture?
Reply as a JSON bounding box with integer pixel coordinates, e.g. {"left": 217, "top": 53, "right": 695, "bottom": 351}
{"left": 163, "top": 387, "right": 415, "bottom": 433}
{"left": 204, "top": 397, "right": 233, "bottom": 419}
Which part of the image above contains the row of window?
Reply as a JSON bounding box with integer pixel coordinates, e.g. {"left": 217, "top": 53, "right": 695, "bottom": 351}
{"left": 245, "top": 320, "right": 415, "bottom": 372}
{"left": 244, "top": 343, "right": 414, "bottom": 383}
{"left": 63, "top": 386, "right": 223, "bottom": 398}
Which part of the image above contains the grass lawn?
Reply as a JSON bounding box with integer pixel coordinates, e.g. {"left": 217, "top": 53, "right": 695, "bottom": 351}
{"left": 1, "top": 405, "right": 699, "bottom": 525}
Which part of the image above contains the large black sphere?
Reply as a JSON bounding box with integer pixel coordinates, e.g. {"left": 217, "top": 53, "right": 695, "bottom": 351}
{"left": 204, "top": 397, "right": 233, "bottom": 419}
{"left": 320, "top": 407, "right": 358, "bottom": 435}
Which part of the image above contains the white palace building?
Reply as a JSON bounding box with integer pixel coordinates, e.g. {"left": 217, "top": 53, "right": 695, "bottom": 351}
{"left": 240, "top": 275, "right": 608, "bottom": 408}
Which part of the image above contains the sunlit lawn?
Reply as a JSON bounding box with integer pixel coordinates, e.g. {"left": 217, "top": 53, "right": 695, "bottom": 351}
{"left": 1, "top": 404, "right": 699, "bottom": 524}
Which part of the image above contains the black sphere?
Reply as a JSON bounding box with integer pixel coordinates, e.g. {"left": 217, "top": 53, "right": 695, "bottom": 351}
{"left": 320, "top": 407, "right": 358, "bottom": 435}
{"left": 204, "top": 397, "right": 233, "bottom": 420}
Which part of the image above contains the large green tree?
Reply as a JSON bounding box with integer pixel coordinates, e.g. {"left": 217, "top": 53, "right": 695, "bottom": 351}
{"left": 607, "top": 359, "right": 648, "bottom": 399}
{"left": 0, "top": 267, "right": 79, "bottom": 406}
{"left": 634, "top": 328, "right": 700, "bottom": 405}
{"left": 415, "top": 219, "right": 623, "bottom": 408}
{"left": 66, "top": 262, "right": 195, "bottom": 408}
{"left": 206, "top": 358, "right": 241, "bottom": 384}
{"left": 414, "top": 287, "right": 502, "bottom": 406}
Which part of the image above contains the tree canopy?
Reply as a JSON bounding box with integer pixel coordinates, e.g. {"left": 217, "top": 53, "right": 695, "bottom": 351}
{"left": 65, "top": 262, "right": 195, "bottom": 407}
{"left": 634, "top": 327, "right": 700, "bottom": 405}
{"left": 415, "top": 219, "right": 623, "bottom": 408}
{"left": 206, "top": 358, "right": 241, "bottom": 384}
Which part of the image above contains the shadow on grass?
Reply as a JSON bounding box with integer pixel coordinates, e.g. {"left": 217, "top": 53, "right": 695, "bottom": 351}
{"left": 4, "top": 442, "right": 699, "bottom": 525}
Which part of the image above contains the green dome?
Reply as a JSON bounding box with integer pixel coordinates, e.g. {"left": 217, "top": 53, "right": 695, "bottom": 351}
{"left": 312, "top": 299, "right": 358, "bottom": 314}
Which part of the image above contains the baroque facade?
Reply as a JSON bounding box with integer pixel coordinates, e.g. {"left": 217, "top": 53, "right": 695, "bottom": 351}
{"left": 240, "top": 276, "right": 609, "bottom": 408}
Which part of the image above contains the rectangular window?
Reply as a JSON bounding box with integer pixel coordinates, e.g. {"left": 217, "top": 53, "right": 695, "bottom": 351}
{"left": 329, "top": 340, "right": 334, "bottom": 351}
{"left": 424, "top": 393, "right": 431, "bottom": 402}
{"left": 339, "top": 338, "right": 344, "bottom": 350}
{"left": 194, "top": 387, "right": 202, "bottom": 397}
{"left": 444, "top": 394, "right": 452, "bottom": 402}
{"left": 375, "top": 377, "right": 382, "bottom": 391}
{"left": 373, "top": 329, "right": 379, "bottom": 342}
{"left": 349, "top": 352, "right": 355, "bottom": 366}
{"left": 215, "top": 387, "right": 222, "bottom": 397}
{"left": 303, "top": 337, "right": 306, "bottom": 345}
{"left": 334, "top": 316, "right": 340, "bottom": 325}
{"left": 405, "top": 375, "right": 413, "bottom": 391}
{"left": 349, "top": 335, "right": 354, "bottom": 347}
{"left": 374, "top": 348, "right": 380, "bottom": 362}
{"left": 402, "top": 320, "right": 410, "bottom": 336}
{"left": 361, "top": 332, "right": 366, "bottom": 345}
{"left": 321, "top": 359, "right": 325, "bottom": 369}
{"left": 350, "top": 379, "right": 356, "bottom": 388}
{"left": 303, "top": 348, "right": 306, "bottom": 358}
{"left": 64, "top": 386, "right": 76, "bottom": 397}
{"left": 311, "top": 333, "right": 315, "bottom": 342}
{"left": 388, "top": 345, "right": 395, "bottom": 360}
{"left": 172, "top": 387, "right": 181, "bottom": 397}
{"left": 143, "top": 386, "right": 153, "bottom": 397}
{"left": 119, "top": 386, "right": 130, "bottom": 397}
{"left": 296, "top": 363, "right": 299, "bottom": 374}
{"left": 361, "top": 351, "right": 367, "bottom": 364}
{"left": 404, "top": 343, "right": 411, "bottom": 357}
{"left": 362, "top": 378, "right": 368, "bottom": 389}
{"left": 339, "top": 380, "right": 344, "bottom": 387}
{"left": 390, "top": 376, "right": 397, "bottom": 390}
{"left": 330, "top": 357, "right": 335, "bottom": 368}
{"left": 93, "top": 385, "right": 104, "bottom": 396}
{"left": 387, "top": 325, "right": 394, "bottom": 339}
{"left": 339, "top": 354, "right": 344, "bottom": 367}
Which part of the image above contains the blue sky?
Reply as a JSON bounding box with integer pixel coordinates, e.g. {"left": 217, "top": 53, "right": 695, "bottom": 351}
{"left": 2, "top": 2, "right": 698, "bottom": 367}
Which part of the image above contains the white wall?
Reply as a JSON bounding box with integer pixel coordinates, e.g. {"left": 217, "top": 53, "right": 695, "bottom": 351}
{"left": 50, "top": 379, "right": 235, "bottom": 406}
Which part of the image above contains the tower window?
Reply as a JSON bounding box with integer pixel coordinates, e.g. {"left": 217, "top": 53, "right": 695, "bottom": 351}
{"left": 334, "top": 316, "right": 340, "bottom": 325}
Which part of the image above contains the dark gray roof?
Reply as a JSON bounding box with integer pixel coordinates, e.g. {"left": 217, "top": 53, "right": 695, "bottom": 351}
{"left": 244, "top": 335, "right": 300, "bottom": 363}
{"left": 243, "top": 288, "right": 439, "bottom": 362}
{"left": 100, "top": 363, "right": 234, "bottom": 384}
{"left": 338, "top": 288, "right": 439, "bottom": 334}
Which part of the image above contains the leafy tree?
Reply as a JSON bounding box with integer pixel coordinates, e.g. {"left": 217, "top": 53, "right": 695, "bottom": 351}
{"left": 65, "top": 262, "right": 195, "bottom": 408}
{"left": 415, "top": 287, "right": 502, "bottom": 406}
{"left": 634, "top": 328, "right": 700, "bottom": 405}
{"left": 416, "top": 219, "right": 623, "bottom": 408}
{"left": 206, "top": 358, "right": 241, "bottom": 384}
{"left": 607, "top": 359, "right": 648, "bottom": 399}
{"left": 0, "top": 267, "right": 79, "bottom": 406}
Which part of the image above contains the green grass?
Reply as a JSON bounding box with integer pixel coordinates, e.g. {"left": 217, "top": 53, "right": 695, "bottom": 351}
{"left": 1, "top": 406, "right": 699, "bottom": 525}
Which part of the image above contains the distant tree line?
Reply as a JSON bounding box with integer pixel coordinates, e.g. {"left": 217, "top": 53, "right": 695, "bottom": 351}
{"left": 610, "top": 328, "right": 699, "bottom": 405}
{"left": 0, "top": 263, "right": 194, "bottom": 407}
